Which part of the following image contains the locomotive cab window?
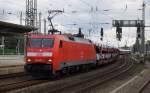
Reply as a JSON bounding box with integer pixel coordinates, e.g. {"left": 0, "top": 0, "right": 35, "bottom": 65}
{"left": 42, "top": 38, "right": 54, "bottom": 48}
{"left": 59, "top": 40, "right": 63, "bottom": 48}
{"left": 28, "top": 38, "right": 54, "bottom": 48}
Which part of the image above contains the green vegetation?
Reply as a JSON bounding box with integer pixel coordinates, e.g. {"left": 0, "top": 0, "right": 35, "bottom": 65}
{"left": 145, "top": 54, "right": 150, "bottom": 61}
{"left": 0, "top": 48, "right": 24, "bottom": 55}
{"left": 132, "top": 53, "right": 150, "bottom": 62}
{"left": 132, "top": 54, "right": 144, "bottom": 61}
{"left": 132, "top": 63, "right": 145, "bottom": 74}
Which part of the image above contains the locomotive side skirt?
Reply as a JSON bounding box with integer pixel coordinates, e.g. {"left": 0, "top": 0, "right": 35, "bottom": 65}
{"left": 60, "top": 60, "right": 96, "bottom": 69}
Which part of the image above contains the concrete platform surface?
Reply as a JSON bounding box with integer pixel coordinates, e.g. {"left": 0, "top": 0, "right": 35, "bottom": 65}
{"left": 0, "top": 55, "right": 24, "bottom": 67}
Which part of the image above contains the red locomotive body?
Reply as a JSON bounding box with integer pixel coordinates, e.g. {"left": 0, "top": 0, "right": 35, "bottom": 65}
{"left": 25, "top": 34, "right": 119, "bottom": 77}
{"left": 25, "top": 34, "right": 96, "bottom": 76}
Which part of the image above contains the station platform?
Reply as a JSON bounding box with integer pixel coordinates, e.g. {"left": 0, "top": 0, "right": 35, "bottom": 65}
{"left": 0, "top": 55, "right": 24, "bottom": 67}
{"left": 0, "top": 55, "right": 24, "bottom": 75}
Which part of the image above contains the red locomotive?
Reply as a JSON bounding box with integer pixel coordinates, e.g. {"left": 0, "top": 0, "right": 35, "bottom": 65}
{"left": 24, "top": 34, "right": 119, "bottom": 77}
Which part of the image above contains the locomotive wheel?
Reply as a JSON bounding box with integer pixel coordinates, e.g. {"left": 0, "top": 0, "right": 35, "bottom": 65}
{"left": 62, "top": 67, "right": 70, "bottom": 75}
{"left": 69, "top": 66, "right": 76, "bottom": 74}
{"left": 76, "top": 66, "right": 80, "bottom": 72}
{"left": 52, "top": 71, "right": 62, "bottom": 79}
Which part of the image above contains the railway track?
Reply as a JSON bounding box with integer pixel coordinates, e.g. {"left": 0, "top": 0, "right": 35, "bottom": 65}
{"left": 0, "top": 58, "right": 124, "bottom": 93}
{"left": 0, "top": 65, "right": 23, "bottom": 68}
{"left": 137, "top": 78, "right": 150, "bottom": 93}
{"left": 46, "top": 56, "right": 133, "bottom": 93}
{"left": 0, "top": 56, "right": 132, "bottom": 93}
{"left": 0, "top": 64, "right": 25, "bottom": 80}
{"left": 0, "top": 72, "right": 28, "bottom": 79}
{"left": 0, "top": 73, "right": 49, "bottom": 93}
{"left": 0, "top": 65, "right": 24, "bottom": 76}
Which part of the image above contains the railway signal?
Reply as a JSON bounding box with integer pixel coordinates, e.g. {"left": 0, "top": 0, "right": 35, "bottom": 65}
{"left": 116, "top": 27, "right": 122, "bottom": 41}
{"left": 112, "top": 2, "right": 146, "bottom": 54}
{"left": 137, "top": 26, "right": 141, "bottom": 38}
{"left": 100, "top": 28, "right": 104, "bottom": 41}
{"left": 74, "top": 28, "right": 84, "bottom": 38}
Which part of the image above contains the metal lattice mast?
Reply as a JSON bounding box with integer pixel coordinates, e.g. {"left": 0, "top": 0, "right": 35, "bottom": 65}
{"left": 38, "top": 12, "right": 42, "bottom": 33}
{"left": 141, "top": 2, "right": 145, "bottom": 54}
{"left": 34, "top": 0, "right": 37, "bottom": 28}
{"left": 44, "top": 18, "right": 47, "bottom": 35}
{"left": 25, "top": 0, "right": 37, "bottom": 31}
{"left": 20, "top": 11, "right": 23, "bottom": 25}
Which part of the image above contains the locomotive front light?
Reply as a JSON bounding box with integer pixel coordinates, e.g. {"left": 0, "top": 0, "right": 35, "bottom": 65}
{"left": 48, "top": 59, "right": 52, "bottom": 62}
{"left": 27, "top": 58, "right": 31, "bottom": 62}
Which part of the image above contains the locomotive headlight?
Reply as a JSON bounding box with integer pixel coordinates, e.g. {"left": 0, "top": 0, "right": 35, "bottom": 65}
{"left": 27, "top": 58, "right": 31, "bottom": 62}
{"left": 48, "top": 59, "right": 52, "bottom": 62}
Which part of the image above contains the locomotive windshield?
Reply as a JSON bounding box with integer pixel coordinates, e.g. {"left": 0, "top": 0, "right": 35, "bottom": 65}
{"left": 28, "top": 38, "right": 54, "bottom": 48}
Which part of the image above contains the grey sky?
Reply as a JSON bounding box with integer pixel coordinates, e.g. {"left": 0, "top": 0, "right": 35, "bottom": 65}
{"left": 0, "top": 0, "right": 150, "bottom": 47}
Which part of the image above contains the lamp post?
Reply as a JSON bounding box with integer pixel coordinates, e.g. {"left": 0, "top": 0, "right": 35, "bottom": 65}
{"left": 2, "top": 36, "right": 4, "bottom": 55}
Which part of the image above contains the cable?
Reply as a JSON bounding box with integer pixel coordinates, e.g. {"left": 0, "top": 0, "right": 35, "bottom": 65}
{"left": 79, "top": 0, "right": 92, "bottom": 7}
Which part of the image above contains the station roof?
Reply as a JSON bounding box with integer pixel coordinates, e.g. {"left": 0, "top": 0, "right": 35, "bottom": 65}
{"left": 0, "top": 21, "right": 36, "bottom": 36}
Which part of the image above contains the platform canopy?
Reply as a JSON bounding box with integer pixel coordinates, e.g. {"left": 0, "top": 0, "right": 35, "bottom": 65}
{"left": 0, "top": 21, "right": 36, "bottom": 36}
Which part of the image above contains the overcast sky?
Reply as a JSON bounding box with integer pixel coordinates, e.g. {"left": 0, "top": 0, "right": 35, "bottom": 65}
{"left": 0, "top": 0, "right": 150, "bottom": 47}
